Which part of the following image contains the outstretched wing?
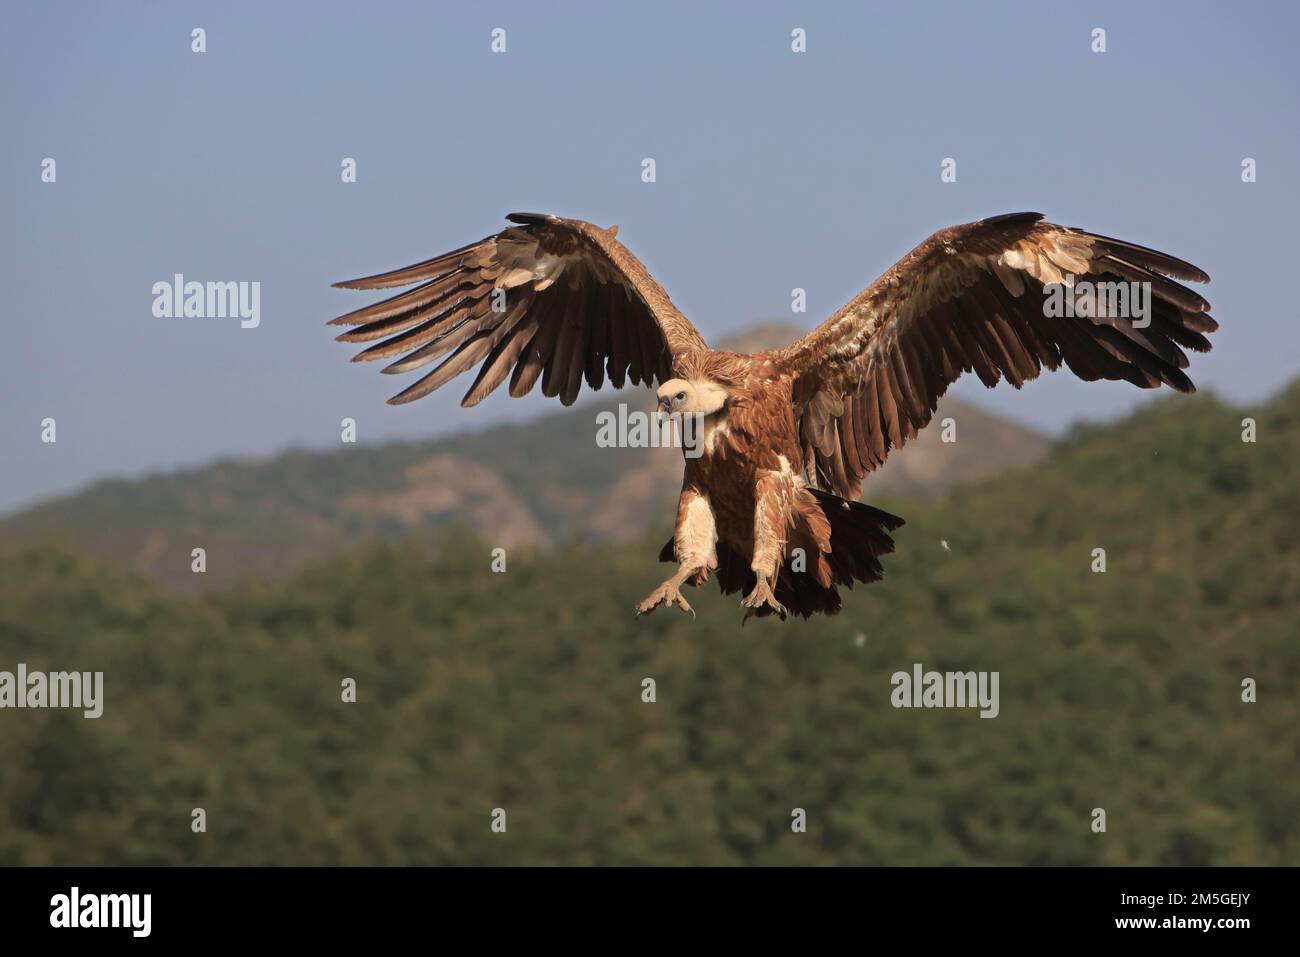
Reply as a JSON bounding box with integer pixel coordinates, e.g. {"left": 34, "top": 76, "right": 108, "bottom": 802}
{"left": 776, "top": 212, "right": 1216, "bottom": 498}
{"left": 330, "top": 213, "right": 707, "bottom": 406}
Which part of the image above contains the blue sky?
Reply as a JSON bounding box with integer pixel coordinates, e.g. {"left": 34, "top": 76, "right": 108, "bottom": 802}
{"left": 3, "top": 1, "right": 1297, "bottom": 514}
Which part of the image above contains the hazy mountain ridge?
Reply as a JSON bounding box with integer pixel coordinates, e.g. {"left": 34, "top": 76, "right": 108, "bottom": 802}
{"left": 1, "top": 323, "right": 1051, "bottom": 588}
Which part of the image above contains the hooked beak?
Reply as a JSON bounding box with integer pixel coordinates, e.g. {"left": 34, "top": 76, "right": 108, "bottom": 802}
{"left": 657, "top": 395, "right": 672, "bottom": 414}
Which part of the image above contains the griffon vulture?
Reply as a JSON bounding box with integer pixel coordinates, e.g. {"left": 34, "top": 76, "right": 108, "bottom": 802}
{"left": 329, "top": 212, "right": 1214, "bottom": 620}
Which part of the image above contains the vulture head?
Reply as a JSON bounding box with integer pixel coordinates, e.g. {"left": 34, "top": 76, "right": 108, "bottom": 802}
{"left": 656, "top": 378, "right": 729, "bottom": 418}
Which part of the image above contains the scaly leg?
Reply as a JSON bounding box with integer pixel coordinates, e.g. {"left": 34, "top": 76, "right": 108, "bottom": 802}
{"left": 637, "top": 488, "right": 717, "bottom": 618}
{"left": 741, "top": 469, "right": 790, "bottom": 619}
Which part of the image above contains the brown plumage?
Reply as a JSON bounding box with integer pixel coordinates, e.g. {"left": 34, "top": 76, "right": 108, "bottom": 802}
{"left": 330, "top": 212, "right": 1216, "bottom": 621}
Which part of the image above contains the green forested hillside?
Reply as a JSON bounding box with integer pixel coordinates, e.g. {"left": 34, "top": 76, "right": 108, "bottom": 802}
{"left": 0, "top": 384, "right": 1295, "bottom": 865}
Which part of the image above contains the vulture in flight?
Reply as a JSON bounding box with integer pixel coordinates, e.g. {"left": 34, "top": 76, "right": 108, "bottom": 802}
{"left": 329, "top": 212, "right": 1215, "bottom": 621}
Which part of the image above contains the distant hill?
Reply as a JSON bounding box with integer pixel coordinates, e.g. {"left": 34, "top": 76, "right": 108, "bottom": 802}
{"left": 0, "top": 323, "right": 1047, "bottom": 588}
{"left": 0, "top": 379, "right": 1294, "bottom": 865}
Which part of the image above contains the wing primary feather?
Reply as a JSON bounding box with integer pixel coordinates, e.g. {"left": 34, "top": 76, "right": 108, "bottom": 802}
{"left": 901, "top": 333, "right": 941, "bottom": 414}
{"left": 387, "top": 328, "right": 497, "bottom": 405}
{"left": 951, "top": 301, "right": 1002, "bottom": 387}
{"left": 542, "top": 292, "right": 583, "bottom": 398}
{"left": 462, "top": 316, "right": 541, "bottom": 407}
{"left": 889, "top": 343, "right": 926, "bottom": 426}
{"left": 356, "top": 294, "right": 493, "bottom": 365}
{"left": 862, "top": 375, "right": 887, "bottom": 464}
{"left": 560, "top": 285, "right": 593, "bottom": 405}
{"left": 876, "top": 364, "right": 904, "bottom": 447}
{"left": 605, "top": 287, "right": 630, "bottom": 388}
{"left": 329, "top": 270, "right": 476, "bottom": 328}
{"left": 1097, "top": 258, "right": 1211, "bottom": 314}
{"left": 508, "top": 297, "right": 564, "bottom": 397}
{"left": 332, "top": 238, "right": 490, "bottom": 290}
{"left": 1087, "top": 233, "right": 1210, "bottom": 283}
{"left": 377, "top": 296, "right": 503, "bottom": 372}
{"left": 585, "top": 283, "right": 610, "bottom": 391}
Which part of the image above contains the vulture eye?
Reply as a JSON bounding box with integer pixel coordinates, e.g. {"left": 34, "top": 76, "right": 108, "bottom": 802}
{"left": 675, "top": 391, "right": 686, "bottom": 402}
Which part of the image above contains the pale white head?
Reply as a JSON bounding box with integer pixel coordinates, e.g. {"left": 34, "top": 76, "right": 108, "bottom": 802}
{"left": 656, "top": 378, "right": 729, "bottom": 418}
